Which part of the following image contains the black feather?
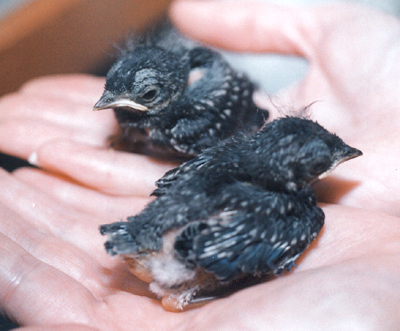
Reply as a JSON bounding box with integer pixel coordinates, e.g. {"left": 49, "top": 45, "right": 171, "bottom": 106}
{"left": 100, "top": 116, "right": 362, "bottom": 308}
{"left": 94, "top": 19, "right": 268, "bottom": 158}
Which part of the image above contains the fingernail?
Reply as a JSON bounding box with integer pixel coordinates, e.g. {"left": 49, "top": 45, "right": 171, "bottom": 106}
{"left": 28, "top": 151, "right": 40, "bottom": 167}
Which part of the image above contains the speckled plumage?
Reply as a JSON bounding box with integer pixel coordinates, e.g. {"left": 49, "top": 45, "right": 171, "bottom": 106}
{"left": 94, "top": 20, "right": 268, "bottom": 158}
{"left": 100, "top": 117, "right": 362, "bottom": 311}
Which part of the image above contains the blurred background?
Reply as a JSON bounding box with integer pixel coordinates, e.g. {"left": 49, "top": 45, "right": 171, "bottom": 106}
{"left": 0, "top": 0, "right": 399, "bottom": 98}
{"left": 0, "top": 0, "right": 399, "bottom": 329}
{"left": 0, "top": 0, "right": 172, "bottom": 97}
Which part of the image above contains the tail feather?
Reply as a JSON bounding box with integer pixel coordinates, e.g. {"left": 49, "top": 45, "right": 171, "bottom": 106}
{"left": 99, "top": 222, "right": 134, "bottom": 256}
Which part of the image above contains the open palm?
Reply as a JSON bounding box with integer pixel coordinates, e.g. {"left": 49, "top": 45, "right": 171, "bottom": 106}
{"left": 0, "top": 2, "right": 399, "bottom": 330}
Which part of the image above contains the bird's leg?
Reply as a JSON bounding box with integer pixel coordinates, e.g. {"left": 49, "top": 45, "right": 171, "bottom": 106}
{"left": 161, "top": 286, "right": 218, "bottom": 312}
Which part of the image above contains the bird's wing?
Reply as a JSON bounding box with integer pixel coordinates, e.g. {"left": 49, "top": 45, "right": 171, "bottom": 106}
{"left": 151, "top": 153, "right": 213, "bottom": 197}
{"left": 167, "top": 48, "right": 268, "bottom": 155}
{"left": 152, "top": 131, "right": 248, "bottom": 197}
{"left": 152, "top": 133, "right": 250, "bottom": 197}
{"left": 174, "top": 184, "right": 324, "bottom": 281}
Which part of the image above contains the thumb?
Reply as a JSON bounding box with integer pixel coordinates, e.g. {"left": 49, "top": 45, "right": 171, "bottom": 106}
{"left": 169, "top": 1, "right": 380, "bottom": 58}
{"left": 169, "top": 0, "right": 318, "bottom": 56}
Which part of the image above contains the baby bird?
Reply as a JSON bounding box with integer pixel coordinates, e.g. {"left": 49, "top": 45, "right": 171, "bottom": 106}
{"left": 100, "top": 117, "right": 362, "bottom": 311}
{"left": 93, "top": 20, "right": 268, "bottom": 158}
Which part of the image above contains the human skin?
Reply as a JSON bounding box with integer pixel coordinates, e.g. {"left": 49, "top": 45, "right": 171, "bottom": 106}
{"left": 0, "top": 1, "right": 399, "bottom": 330}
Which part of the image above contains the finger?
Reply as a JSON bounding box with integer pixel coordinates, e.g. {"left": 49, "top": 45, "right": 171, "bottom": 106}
{"left": 16, "top": 325, "right": 100, "bottom": 331}
{"left": 0, "top": 75, "right": 107, "bottom": 126}
{"left": 0, "top": 116, "right": 115, "bottom": 160}
{"left": 19, "top": 74, "right": 105, "bottom": 103}
{"left": 0, "top": 168, "right": 104, "bottom": 252}
{"left": 297, "top": 204, "right": 400, "bottom": 270}
{"left": 170, "top": 0, "right": 316, "bottom": 55}
{"left": 170, "top": 1, "right": 379, "bottom": 58}
{"left": 191, "top": 254, "right": 400, "bottom": 331}
{"left": 0, "top": 234, "right": 98, "bottom": 326}
{"left": 0, "top": 232, "right": 178, "bottom": 329}
{"left": 0, "top": 87, "right": 94, "bottom": 121}
{"left": 0, "top": 96, "right": 116, "bottom": 138}
{"left": 0, "top": 201, "right": 111, "bottom": 296}
{"left": 0, "top": 168, "right": 133, "bottom": 287}
{"left": 0, "top": 170, "right": 153, "bottom": 298}
{"left": 15, "top": 325, "right": 99, "bottom": 331}
{"left": 13, "top": 167, "right": 150, "bottom": 220}
{"left": 0, "top": 74, "right": 116, "bottom": 161}
{"left": 27, "top": 139, "right": 175, "bottom": 196}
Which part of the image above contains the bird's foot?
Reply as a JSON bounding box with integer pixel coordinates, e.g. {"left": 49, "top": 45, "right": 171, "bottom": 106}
{"left": 161, "top": 290, "right": 217, "bottom": 312}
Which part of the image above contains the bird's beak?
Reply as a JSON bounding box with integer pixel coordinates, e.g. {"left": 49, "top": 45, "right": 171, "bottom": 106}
{"left": 318, "top": 146, "right": 363, "bottom": 180}
{"left": 93, "top": 98, "right": 148, "bottom": 112}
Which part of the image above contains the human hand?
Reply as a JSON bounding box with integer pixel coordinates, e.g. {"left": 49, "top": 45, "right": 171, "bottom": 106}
{"left": 170, "top": 0, "right": 400, "bottom": 216}
{"left": 1, "top": 167, "right": 399, "bottom": 331}
{"left": 0, "top": 74, "right": 174, "bottom": 197}
{"left": 1, "top": 1, "right": 400, "bottom": 330}
{"left": 2, "top": 1, "right": 400, "bottom": 215}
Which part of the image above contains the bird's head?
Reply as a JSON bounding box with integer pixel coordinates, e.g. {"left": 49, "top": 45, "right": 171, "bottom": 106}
{"left": 94, "top": 47, "right": 189, "bottom": 114}
{"left": 252, "top": 117, "right": 362, "bottom": 192}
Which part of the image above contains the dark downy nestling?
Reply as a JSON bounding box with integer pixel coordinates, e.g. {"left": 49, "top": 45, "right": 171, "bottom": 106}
{"left": 93, "top": 19, "right": 268, "bottom": 158}
{"left": 100, "top": 117, "right": 362, "bottom": 311}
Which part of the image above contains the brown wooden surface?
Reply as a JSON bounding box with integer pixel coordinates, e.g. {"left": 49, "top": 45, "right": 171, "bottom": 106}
{"left": 0, "top": 0, "right": 172, "bottom": 96}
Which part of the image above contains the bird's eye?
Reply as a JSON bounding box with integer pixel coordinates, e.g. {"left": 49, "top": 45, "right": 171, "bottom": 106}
{"left": 310, "top": 161, "right": 329, "bottom": 175}
{"left": 141, "top": 88, "right": 158, "bottom": 102}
